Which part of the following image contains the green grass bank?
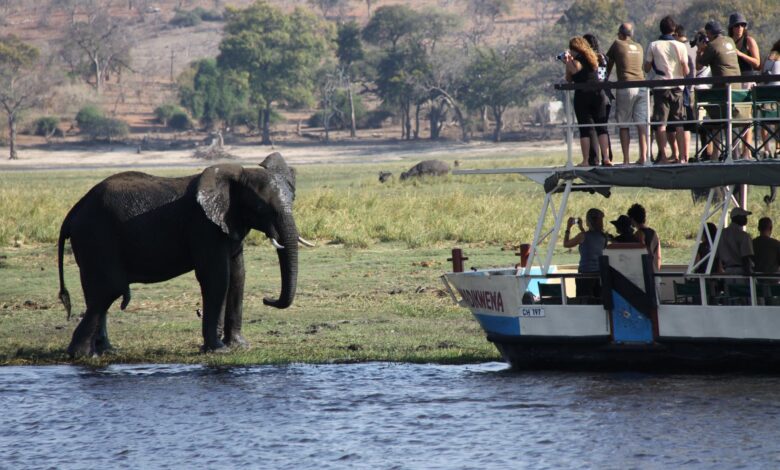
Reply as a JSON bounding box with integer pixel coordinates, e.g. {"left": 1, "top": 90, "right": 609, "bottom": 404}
{"left": 1, "top": 151, "right": 777, "bottom": 365}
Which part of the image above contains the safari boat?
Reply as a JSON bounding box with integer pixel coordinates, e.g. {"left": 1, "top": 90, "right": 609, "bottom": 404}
{"left": 441, "top": 75, "right": 780, "bottom": 371}
{"left": 442, "top": 163, "right": 780, "bottom": 370}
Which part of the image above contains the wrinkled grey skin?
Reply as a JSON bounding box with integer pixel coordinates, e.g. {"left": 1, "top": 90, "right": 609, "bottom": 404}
{"left": 378, "top": 171, "right": 392, "bottom": 183}
{"left": 399, "top": 160, "right": 450, "bottom": 180}
{"left": 57, "top": 153, "right": 299, "bottom": 358}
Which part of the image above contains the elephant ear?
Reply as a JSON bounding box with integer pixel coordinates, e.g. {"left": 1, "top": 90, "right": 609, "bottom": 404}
{"left": 196, "top": 164, "right": 243, "bottom": 236}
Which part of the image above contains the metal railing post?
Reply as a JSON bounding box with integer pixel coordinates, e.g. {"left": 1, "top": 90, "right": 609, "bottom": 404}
{"left": 726, "top": 83, "right": 733, "bottom": 162}
{"left": 564, "top": 89, "right": 574, "bottom": 167}
{"left": 645, "top": 86, "right": 652, "bottom": 166}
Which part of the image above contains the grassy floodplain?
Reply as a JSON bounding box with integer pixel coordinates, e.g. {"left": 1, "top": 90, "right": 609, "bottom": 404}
{"left": 1, "top": 151, "right": 776, "bottom": 366}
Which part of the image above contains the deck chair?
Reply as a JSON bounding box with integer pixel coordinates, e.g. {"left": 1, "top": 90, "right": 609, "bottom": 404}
{"left": 752, "top": 85, "right": 780, "bottom": 158}
{"left": 673, "top": 280, "right": 701, "bottom": 305}
{"left": 695, "top": 88, "right": 754, "bottom": 160}
{"left": 538, "top": 283, "right": 563, "bottom": 305}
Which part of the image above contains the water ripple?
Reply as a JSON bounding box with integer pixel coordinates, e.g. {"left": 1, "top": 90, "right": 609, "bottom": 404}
{"left": 2, "top": 363, "right": 780, "bottom": 468}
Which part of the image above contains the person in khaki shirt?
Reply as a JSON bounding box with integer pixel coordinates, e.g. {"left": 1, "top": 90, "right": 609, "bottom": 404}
{"left": 696, "top": 21, "right": 740, "bottom": 78}
{"left": 606, "top": 23, "right": 648, "bottom": 165}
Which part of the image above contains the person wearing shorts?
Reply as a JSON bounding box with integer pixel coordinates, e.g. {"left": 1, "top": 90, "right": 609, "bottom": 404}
{"left": 606, "top": 22, "right": 648, "bottom": 165}
{"left": 644, "top": 16, "right": 689, "bottom": 164}
{"left": 670, "top": 24, "right": 697, "bottom": 162}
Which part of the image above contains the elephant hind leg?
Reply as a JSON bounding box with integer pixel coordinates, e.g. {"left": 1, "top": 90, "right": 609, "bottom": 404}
{"left": 68, "top": 289, "right": 122, "bottom": 358}
{"left": 94, "top": 312, "right": 114, "bottom": 355}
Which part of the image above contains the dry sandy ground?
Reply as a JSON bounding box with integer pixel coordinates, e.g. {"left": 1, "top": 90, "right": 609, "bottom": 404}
{"left": 0, "top": 140, "right": 567, "bottom": 171}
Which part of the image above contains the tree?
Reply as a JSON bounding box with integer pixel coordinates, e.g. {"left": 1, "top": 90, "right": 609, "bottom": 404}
{"left": 63, "top": 11, "right": 133, "bottom": 95}
{"left": 307, "top": 0, "right": 350, "bottom": 19}
{"left": 461, "top": 0, "right": 512, "bottom": 47}
{"left": 556, "top": 0, "right": 627, "bottom": 41}
{"left": 337, "top": 21, "right": 364, "bottom": 137}
{"left": 461, "top": 46, "right": 529, "bottom": 142}
{"left": 363, "top": 6, "right": 460, "bottom": 140}
{"left": 362, "top": 5, "right": 422, "bottom": 52}
{"left": 218, "top": 2, "right": 331, "bottom": 145}
{"left": 178, "top": 58, "right": 250, "bottom": 129}
{"left": 0, "top": 36, "right": 52, "bottom": 160}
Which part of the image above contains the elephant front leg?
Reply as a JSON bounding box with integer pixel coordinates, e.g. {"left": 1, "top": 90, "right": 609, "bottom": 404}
{"left": 223, "top": 249, "right": 248, "bottom": 348}
{"left": 196, "top": 258, "right": 230, "bottom": 353}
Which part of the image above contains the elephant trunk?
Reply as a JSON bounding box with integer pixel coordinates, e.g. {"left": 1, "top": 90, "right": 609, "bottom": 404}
{"left": 263, "top": 212, "right": 298, "bottom": 309}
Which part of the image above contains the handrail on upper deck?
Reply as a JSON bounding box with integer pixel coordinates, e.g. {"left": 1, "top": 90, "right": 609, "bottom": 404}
{"left": 554, "top": 74, "right": 780, "bottom": 91}
{"left": 552, "top": 74, "right": 780, "bottom": 168}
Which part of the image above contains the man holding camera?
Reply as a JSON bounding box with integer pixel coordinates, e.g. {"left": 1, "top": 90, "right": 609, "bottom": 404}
{"left": 696, "top": 21, "right": 739, "bottom": 79}
{"left": 606, "top": 22, "right": 647, "bottom": 165}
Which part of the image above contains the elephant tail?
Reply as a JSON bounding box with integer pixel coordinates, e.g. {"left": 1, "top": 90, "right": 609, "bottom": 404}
{"left": 120, "top": 288, "right": 131, "bottom": 311}
{"left": 57, "top": 220, "right": 72, "bottom": 321}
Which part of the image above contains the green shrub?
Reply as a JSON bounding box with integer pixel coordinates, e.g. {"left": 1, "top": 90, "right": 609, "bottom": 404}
{"left": 169, "top": 10, "right": 201, "bottom": 27}
{"left": 193, "top": 7, "right": 222, "bottom": 21}
{"left": 87, "top": 117, "right": 128, "bottom": 141}
{"left": 154, "top": 104, "right": 186, "bottom": 126}
{"left": 33, "top": 116, "right": 59, "bottom": 137}
{"left": 168, "top": 112, "right": 192, "bottom": 130}
{"left": 358, "top": 109, "right": 394, "bottom": 129}
{"left": 75, "top": 105, "right": 103, "bottom": 131}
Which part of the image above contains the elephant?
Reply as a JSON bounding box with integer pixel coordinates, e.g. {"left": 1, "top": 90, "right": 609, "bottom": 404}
{"left": 57, "top": 152, "right": 304, "bottom": 358}
{"left": 399, "top": 160, "right": 450, "bottom": 181}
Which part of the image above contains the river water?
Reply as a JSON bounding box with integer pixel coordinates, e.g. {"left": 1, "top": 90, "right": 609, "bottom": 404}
{"left": 2, "top": 362, "right": 780, "bottom": 469}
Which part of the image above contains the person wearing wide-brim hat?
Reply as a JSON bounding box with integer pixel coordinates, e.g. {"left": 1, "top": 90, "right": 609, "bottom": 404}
{"left": 610, "top": 214, "right": 639, "bottom": 243}
{"left": 728, "top": 12, "right": 761, "bottom": 75}
{"left": 718, "top": 206, "right": 755, "bottom": 275}
{"left": 728, "top": 12, "right": 761, "bottom": 159}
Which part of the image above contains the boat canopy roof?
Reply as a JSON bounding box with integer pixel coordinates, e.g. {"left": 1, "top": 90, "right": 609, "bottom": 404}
{"left": 543, "top": 161, "right": 780, "bottom": 193}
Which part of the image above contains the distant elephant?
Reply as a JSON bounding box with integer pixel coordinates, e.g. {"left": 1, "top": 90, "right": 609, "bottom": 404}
{"left": 57, "top": 153, "right": 304, "bottom": 358}
{"left": 400, "top": 160, "right": 450, "bottom": 180}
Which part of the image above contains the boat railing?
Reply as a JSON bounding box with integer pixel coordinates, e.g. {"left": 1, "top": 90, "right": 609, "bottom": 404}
{"left": 655, "top": 272, "right": 780, "bottom": 307}
{"left": 554, "top": 74, "right": 780, "bottom": 166}
{"left": 515, "top": 270, "right": 780, "bottom": 307}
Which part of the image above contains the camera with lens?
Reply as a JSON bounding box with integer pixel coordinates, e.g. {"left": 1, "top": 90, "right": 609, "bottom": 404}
{"left": 556, "top": 51, "right": 568, "bottom": 61}
{"left": 690, "top": 32, "right": 708, "bottom": 47}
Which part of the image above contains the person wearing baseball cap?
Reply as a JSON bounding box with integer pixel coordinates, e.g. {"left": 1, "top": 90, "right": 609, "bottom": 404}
{"left": 697, "top": 19, "right": 740, "bottom": 80}
{"left": 718, "top": 206, "right": 754, "bottom": 275}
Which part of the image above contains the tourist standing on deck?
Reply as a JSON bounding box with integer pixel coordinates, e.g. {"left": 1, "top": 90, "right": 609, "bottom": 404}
{"left": 728, "top": 13, "right": 761, "bottom": 159}
{"left": 584, "top": 33, "right": 614, "bottom": 166}
{"left": 564, "top": 37, "right": 612, "bottom": 167}
{"left": 718, "top": 207, "right": 754, "bottom": 275}
{"left": 697, "top": 21, "right": 740, "bottom": 79}
{"left": 628, "top": 203, "right": 662, "bottom": 271}
{"left": 753, "top": 217, "right": 780, "bottom": 273}
{"left": 696, "top": 21, "right": 740, "bottom": 161}
{"left": 669, "top": 25, "right": 697, "bottom": 163}
{"left": 759, "top": 39, "right": 780, "bottom": 157}
{"left": 564, "top": 208, "right": 607, "bottom": 300}
{"left": 644, "top": 16, "right": 689, "bottom": 165}
{"left": 606, "top": 22, "right": 647, "bottom": 165}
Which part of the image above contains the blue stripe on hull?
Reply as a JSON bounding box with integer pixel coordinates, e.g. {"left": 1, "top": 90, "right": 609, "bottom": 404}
{"left": 611, "top": 291, "right": 654, "bottom": 344}
{"left": 473, "top": 313, "right": 520, "bottom": 336}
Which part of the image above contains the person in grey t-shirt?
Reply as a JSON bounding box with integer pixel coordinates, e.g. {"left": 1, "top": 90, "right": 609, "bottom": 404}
{"left": 563, "top": 208, "right": 607, "bottom": 300}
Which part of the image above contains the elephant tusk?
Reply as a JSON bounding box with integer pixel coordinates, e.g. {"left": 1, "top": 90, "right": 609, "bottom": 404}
{"left": 298, "top": 236, "right": 315, "bottom": 247}
{"left": 271, "top": 238, "right": 284, "bottom": 250}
